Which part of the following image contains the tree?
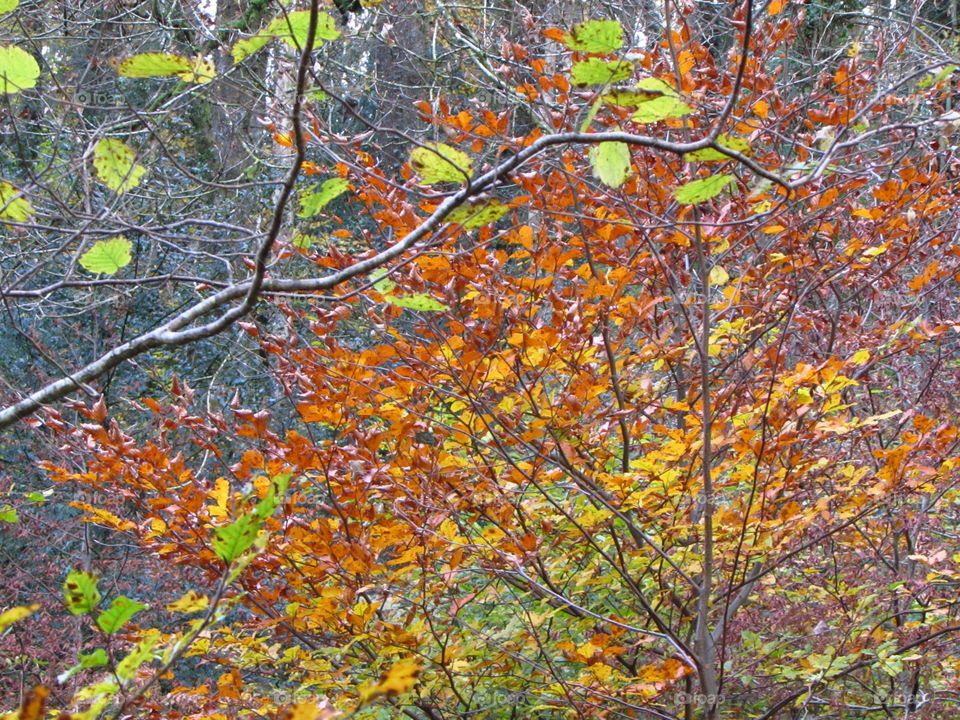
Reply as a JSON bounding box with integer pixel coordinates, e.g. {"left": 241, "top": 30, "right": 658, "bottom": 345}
{"left": 2, "top": 0, "right": 960, "bottom": 718}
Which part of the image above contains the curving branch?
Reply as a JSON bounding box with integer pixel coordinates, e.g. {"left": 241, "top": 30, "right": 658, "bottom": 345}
{"left": 0, "top": 123, "right": 794, "bottom": 429}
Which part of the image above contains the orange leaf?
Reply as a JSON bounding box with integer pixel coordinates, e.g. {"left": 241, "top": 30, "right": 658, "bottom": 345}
{"left": 362, "top": 658, "right": 421, "bottom": 702}
{"left": 768, "top": 0, "right": 786, "bottom": 15}
{"left": 907, "top": 260, "right": 940, "bottom": 292}
{"left": 20, "top": 686, "right": 49, "bottom": 720}
{"left": 542, "top": 28, "right": 567, "bottom": 43}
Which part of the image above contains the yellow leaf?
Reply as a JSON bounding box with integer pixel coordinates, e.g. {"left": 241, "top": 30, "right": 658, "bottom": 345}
{"left": 68, "top": 502, "right": 137, "bottom": 532}
{"left": 208, "top": 477, "right": 230, "bottom": 518}
{"left": 708, "top": 265, "right": 729, "bottom": 286}
{"left": 850, "top": 349, "right": 870, "bottom": 365}
{"left": 176, "top": 55, "right": 216, "bottom": 84}
{"left": 753, "top": 99, "right": 770, "bottom": 118}
{"left": 166, "top": 590, "right": 209, "bottom": 613}
{"left": 277, "top": 702, "right": 336, "bottom": 720}
{"left": 710, "top": 237, "right": 729, "bottom": 254}
{"left": 362, "top": 658, "right": 421, "bottom": 702}
{"left": 0, "top": 604, "right": 39, "bottom": 633}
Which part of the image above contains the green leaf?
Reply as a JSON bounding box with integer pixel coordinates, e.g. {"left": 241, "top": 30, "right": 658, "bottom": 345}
{"left": 579, "top": 96, "right": 603, "bottom": 131}
{"left": 96, "top": 596, "right": 147, "bottom": 634}
{"left": 570, "top": 58, "right": 633, "bottom": 86}
{"left": 0, "top": 0, "right": 18, "bottom": 14}
{"left": 0, "top": 45, "right": 39, "bottom": 94}
{"left": 409, "top": 143, "right": 473, "bottom": 185}
{"left": 589, "top": 141, "right": 631, "bottom": 188}
{"left": 267, "top": 10, "right": 340, "bottom": 50}
{"left": 685, "top": 135, "right": 752, "bottom": 162}
{"left": 213, "top": 513, "right": 263, "bottom": 563}
{"left": 603, "top": 90, "right": 666, "bottom": 107}
{"left": 254, "top": 473, "right": 291, "bottom": 520}
{"left": 79, "top": 649, "right": 109, "bottom": 668}
{"left": 0, "top": 181, "right": 33, "bottom": 221}
{"left": 116, "top": 53, "right": 191, "bottom": 78}
{"left": 386, "top": 294, "right": 450, "bottom": 311}
{"left": 232, "top": 35, "right": 272, "bottom": 63}
{"left": 79, "top": 237, "right": 133, "bottom": 275}
{"left": 116, "top": 633, "right": 159, "bottom": 680}
{"left": 918, "top": 64, "right": 957, "bottom": 89}
{"left": 446, "top": 200, "right": 511, "bottom": 228}
{"left": 563, "top": 20, "right": 623, "bottom": 54}
{"left": 64, "top": 570, "right": 101, "bottom": 615}
{"left": 636, "top": 77, "right": 678, "bottom": 96}
{"left": 292, "top": 231, "right": 321, "bottom": 250}
{"left": 233, "top": 11, "right": 339, "bottom": 62}
{"left": 371, "top": 269, "right": 396, "bottom": 294}
{"left": 630, "top": 96, "right": 693, "bottom": 123}
{"left": 57, "top": 648, "right": 110, "bottom": 684}
{"left": 0, "top": 505, "right": 18, "bottom": 523}
{"left": 673, "top": 174, "right": 736, "bottom": 205}
{"left": 93, "top": 139, "right": 147, "bottom": 193}
{"left": 25, "top": 490, "right": 51, "bottom": 504}
{"left": 298, "top": 178, "right": 350, "bottom": 218}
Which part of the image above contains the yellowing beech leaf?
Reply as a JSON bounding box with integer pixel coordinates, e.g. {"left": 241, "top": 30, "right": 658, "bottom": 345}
{"left": 0, "top": 45, "right": 40, "bottom": 94}
{"left": 446, "top": 200, "right": 510, "bottom": 228}
{"left": 0, "top": 180, "right": 33, "bottom": 221}
{"left": 63, "top": 569, "right": 101, "bottom": 615}
{"left": 362, "top": 658, "right": 421, "bottom": 701}
{"left": 708, "top": 265, "right": 729, "bottom": 286}
{"left": 298, "top": 178, "right": 350, "bottom": 218}
{"left": 116, "top": 53, "right": 191, "bottom": 78}
{"left": 79, "top": 237, "right": 133, "bottom": 275}
{"left": 631, "top": 95, "right": 693, "bottom": 123}
{"left": 116, "top": 631, "right": 159, "bottom": 680}
{"left": 267, "top": 10, "right": 340, "bottom": 51}
{"left": 562, "top": 20, "right": 623, "bottom": 53}
{"left": 0, "top": 0, "right": 18, "bottom": 14}
{"left": 409, "top": 143, "right": 473, "bottom": 184}
{"left": 386, "top": 294, "right": 450, "bottom": 311}
{"left": 603, "top": 90, "right": 665, "bottom": 107}
{"left": 232, "top": 11, "right": 339, "bottom": 63}
{"left": 93, "top": 139, "right": 146, "bottom": 193}
{"left": 685, "top": 135, "right": 751, "bottom": 162}
{"left": 570, "top": 58, "right": 632, "bottom": 86}
{"left": 166, "top": 590, "right": 209, "bottom": 613}
{"left": 636, "top": 76, "right": 678, "bottom": 96}
{"left": 673, "top": 174, "right": 735, "bottom": 204}
{"left": 276, "top": 702, "right": 337, "bottom": 720}
{"left": 589, "top": 141, "right": 631, "bottom": 188}
{"left": 176, "top": 55, "right": 216, "bottom": 83}
{"left": 850, "top": 349, "right": 870, "bottom": 365}
{"left": 232, "top": 34, "right": 271, "bottom": 63}
{"left": 0, "top": 603, "right": 39, "bottom": 633}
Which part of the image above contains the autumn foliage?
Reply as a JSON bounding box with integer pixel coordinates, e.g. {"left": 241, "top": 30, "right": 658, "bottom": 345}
{"left": 3, "top": 2, "right": 960, "bottom": 720}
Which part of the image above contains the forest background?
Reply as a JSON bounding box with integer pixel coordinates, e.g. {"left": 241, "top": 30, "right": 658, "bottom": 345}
{"left": 1, "top": 0, "right": 960, "bottom": 718}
